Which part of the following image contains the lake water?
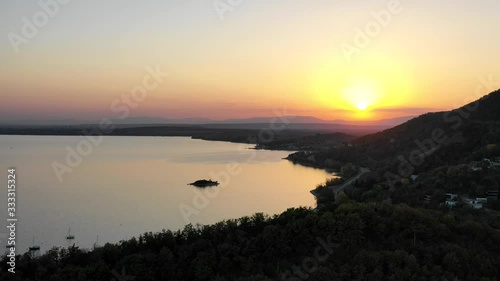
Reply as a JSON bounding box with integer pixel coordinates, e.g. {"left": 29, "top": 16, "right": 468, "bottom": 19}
{"left": 0, "top": 135, "right": 330, "bottom": 253}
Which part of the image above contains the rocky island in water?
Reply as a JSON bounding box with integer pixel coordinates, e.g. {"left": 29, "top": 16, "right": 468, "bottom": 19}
{"left": 188, "top": 179, "right": 220, "bottom": 187}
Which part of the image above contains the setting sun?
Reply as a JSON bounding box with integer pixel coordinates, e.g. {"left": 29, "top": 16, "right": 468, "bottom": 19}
{"left": 342, "top": 78, "right": 379, "bottom": 112}
{"left": 356, "top": 100, "right": 369, "bottom": 111}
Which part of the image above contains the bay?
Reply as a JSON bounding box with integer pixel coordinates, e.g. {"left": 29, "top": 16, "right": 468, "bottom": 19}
{"left": 0, "top": 135, "right": 330, "bottom": 253}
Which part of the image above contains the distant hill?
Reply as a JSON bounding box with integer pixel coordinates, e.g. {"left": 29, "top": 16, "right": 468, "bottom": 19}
{"left": 0, "top": 115, "right": 414, "bottom": 130}
{"left": 352, "top": 89, "right": 500, "bottom": 171}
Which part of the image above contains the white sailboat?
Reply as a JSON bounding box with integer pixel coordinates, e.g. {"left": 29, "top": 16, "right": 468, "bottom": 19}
{"left": 66, "top": 228, "right": 75, "bottom": 241}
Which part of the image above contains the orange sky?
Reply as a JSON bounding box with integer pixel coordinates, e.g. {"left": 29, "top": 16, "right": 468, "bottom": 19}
{"left": 1, "top": 0, "right": 499, "bottom": 122}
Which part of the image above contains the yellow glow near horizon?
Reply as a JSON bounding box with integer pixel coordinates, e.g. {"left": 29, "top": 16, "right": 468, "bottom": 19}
{"left": 342, "top": 78, "right": 379, "bottom": 112}
{"left": 2, "top": 1, "right": 500, "bottom": 122}
{"left": 309, "top": 51, "right": 417, "bottom": 119}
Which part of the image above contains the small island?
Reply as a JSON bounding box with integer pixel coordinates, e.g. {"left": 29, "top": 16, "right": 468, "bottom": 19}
{"left": 188, "top": 179, "right": 220, "bottom": 187}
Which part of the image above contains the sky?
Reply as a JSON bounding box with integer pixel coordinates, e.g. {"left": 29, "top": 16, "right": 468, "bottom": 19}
{"left": 1, "top": 0, "right": 500, "bottom": 122}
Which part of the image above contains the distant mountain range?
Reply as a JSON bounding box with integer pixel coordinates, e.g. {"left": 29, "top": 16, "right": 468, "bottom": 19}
{"left": 1, "top": 115, "right": 415, "bottom": 128}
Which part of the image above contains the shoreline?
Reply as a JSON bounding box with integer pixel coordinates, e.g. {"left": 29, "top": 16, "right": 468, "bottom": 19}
{"left": 0, "top": 131, "right": 335, "bottom": 172}
{"left": 2, "top": 134, "right": 335, "bottom": 253}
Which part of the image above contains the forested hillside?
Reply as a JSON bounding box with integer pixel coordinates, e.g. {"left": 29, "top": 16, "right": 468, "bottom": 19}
{"left": 2, "top": 203, "right": 500, "bottom": 281}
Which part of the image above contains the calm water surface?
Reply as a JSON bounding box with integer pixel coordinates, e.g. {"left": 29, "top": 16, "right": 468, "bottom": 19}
{"left": 0, "top": 136, "right": 330, "bottom": 253}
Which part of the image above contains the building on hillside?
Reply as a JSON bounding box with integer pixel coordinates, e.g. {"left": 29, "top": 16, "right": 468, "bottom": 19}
{"left": 469, "top": 161, "right": 483, "bottom": 171}
{"left": 464, "top": 198, "right": 484, "bottom": 209}
{"left": 445, "top": 200, "right": 458, "bottom": 207}
{"left": 476, "top": 198, "right": 488, "bottom": 204}
{"left": 484, "top": 158, "right": 500, "bottom": 169}
{"left": 487, "top": 190, "right": 499, "bottom": 201}
{"left": 445, "top": 193, "right": 458, "bottom": 207}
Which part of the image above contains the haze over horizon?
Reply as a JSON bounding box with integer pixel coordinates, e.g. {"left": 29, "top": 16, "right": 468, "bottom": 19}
{"left": 2, "top": 0, "right": 500, "bottom": 123}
